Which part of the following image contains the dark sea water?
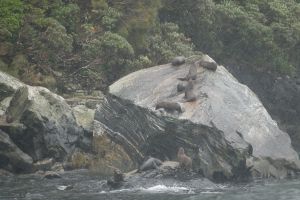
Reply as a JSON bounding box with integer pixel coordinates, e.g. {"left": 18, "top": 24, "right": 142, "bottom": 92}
{"left": 1, "top": 170, "right": 300, "bottom": 200}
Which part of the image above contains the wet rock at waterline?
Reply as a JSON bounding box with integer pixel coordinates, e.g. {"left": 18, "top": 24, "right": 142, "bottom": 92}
{"left": 0, "top": 129, "right": 33, "bottom": 173}
{"left": 106, "top": 54, "right": 300, "bottom": 179}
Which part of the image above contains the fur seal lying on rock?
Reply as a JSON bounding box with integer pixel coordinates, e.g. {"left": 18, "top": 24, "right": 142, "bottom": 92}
{"left": 138, "top": 156, "right": 162, "bottom": 172}
{"left": 199, "top": 60, "right": 218, "bottom": 71}
{"left": 177, "top": 147, "right": 192, "bottom": 170}
{"left": 178, "top": 62, "right": 197, "bottom": 81}
{"left": 177, "top": 83, "right": 186, "bottom": 92}
{"left": 172, "top": 56, "right": 186, "bottom": 66}
{"left": 155, "top": 101, "right": 183, "bottom": 113}
{"left": 184, "top": 80, "right": 196, "bottom": 102}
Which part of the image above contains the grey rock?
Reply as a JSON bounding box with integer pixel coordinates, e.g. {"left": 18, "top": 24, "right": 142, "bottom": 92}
{"left": 4, "top": 85, "right": 92, "bottom": 161}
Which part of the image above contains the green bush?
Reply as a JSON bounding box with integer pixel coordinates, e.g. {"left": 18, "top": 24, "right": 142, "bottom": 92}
{"left": 0, "top": 0, "right": 24, "bottom": 34}
{"left": 51, "top": 3, "right": 80, "bottom": 33}
{"left": 146, "top": 23, "right": 196, "bottom": 64}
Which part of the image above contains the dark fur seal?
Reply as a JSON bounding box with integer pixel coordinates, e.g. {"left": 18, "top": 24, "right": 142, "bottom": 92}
{"left": 5, "top": 114, "right": 13, "bottom": 123}
{"left": 172, "top": 56, "right": 186, "bottom": 66}
{"left": 178, "top": 62, "right": 197, "bottom": 81}
{"left": 199, "top": 60, "right": 218, "bottom": 71}
{"left": 184, "top": 80, "right": 196, "bottom": 102}
{"left": 177, "top": 147, "right": 192, "bottom": 169}
{"left": 155, "top": 101, "right": 183, "bottom": 113}
{"left": 138, "top": 157, "right": 162, "bottom": 172}
{"left": 107, "top": 169, "right": 125, "bottom": 189}
{"left": 177, "top": 83, "right": 186, "bottom": 92}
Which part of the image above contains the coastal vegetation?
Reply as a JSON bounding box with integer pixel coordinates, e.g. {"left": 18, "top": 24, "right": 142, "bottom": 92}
{"left": 0, "top": 0, "right": 299, "bottom": 92}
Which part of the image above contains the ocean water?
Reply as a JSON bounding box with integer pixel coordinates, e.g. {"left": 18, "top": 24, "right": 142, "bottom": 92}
{"left": 1, "top": 170, "right": 300, "bottom": 200}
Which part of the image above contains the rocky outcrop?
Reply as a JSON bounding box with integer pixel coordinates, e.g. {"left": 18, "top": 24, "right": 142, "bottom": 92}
{"left": 0, "top": 71, "right": 93, "bottom": 173}
{"left": 4, "top": 85, "right": 92, "bottom": 161}
{"left": 95, "top": 55, "right": 300, "bottom": 180}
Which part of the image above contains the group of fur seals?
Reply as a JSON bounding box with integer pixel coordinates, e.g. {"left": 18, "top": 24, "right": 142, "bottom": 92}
{"left": 155, "top": 101, "right": 183, "bottom": 113}
{"left": 138, "top": 156, "right": 162, "bottom": 172}
{"left": 177, "top": 147, "right": 192, "bottom": 170}
{"left": 177, "top": 61, "right": 198, "bottom": 102}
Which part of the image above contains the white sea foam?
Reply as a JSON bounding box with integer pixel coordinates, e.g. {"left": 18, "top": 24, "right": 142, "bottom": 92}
{"left": 140, "top": 185, "right": 193, "bottom": 194}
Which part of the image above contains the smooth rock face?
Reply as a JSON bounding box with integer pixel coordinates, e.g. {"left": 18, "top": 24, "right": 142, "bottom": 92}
{"left": 108, "top": 55, "right": 300, "bottom": 178}
{"left": 0, "top": 129, "right": 33, "bottom": 173}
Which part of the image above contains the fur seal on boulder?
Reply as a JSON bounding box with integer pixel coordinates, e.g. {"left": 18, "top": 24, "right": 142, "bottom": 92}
{"left": 178, "top": 62, "right": 197, "bottom": 81}
{"left": 184, "top": 80, "right": 196, "bottom": 102}
{"left": 199, "top": 60, "right": 218, "bottom": 71}
{"left": 138, "top": 156, "right": 162, "bottom": 172}
{"left": 155, "top": 101, "right": 183, "bottom": 113}
{"left": 172, "top": 56, "right": 186, "bottom": 66}
{"left": 177, "top": 147, "right": 192, "bottom": 170}
{"left": 177, "top": 83, "right": 186, "bottom": 92}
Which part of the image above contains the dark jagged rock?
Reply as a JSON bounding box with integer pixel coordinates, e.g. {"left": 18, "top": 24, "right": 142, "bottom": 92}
{"left": 106, "top": 55, "right": 300, "bottom": 179}
{"left": 95, "top": 94, "right": 250, "bottom": 181}
{"left": 0, "top": 71, "right": 93, "bottom": 173}
{"left": 3, "top": 85, "right": 92, "bottom": 161}
{"left": 0, "top": 129, "right": 33, "bottom": 173}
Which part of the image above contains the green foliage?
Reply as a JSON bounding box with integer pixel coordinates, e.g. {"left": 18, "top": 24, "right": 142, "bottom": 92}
{"left": 51, "top": 3, "right": 80, "bottom": 33}
{"left": 161, "top": 0, "right": 300, "bottom": 74}
{"left": 112, "top": 0, "right": 162, "bottom": 51}
{"left": 146, "top": 23, "right": 196, "bottom": 64}
{"left": 0, "top": 0, "right": 24, "bottom": 33}
{"left": 101, "top": 7, "right": 122, "bottom": 31}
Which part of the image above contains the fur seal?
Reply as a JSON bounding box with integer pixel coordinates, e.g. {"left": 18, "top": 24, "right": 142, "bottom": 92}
{"left": 155, "top": 101, "right": 183, "bottom": 113}
{"left": 178, "top": 62, "right": 197, "bottom": 81}
{"left": 199, "top": 60, "right": 218, "bottom": 71}
{"left": 177, "top": 83, "right": 186, "bottom": 92}
{"left": 172, "top": 56, "right": 186, "bottom": 66}
{"left": 138, "top": 156, "right": 162, "bottom": 172}
{"left": 177, "top": 147, "right": 192, "bottom": 169}
{"left": 107, "top": 169, "right": 125, "bottom": 189}
{"left": 5, "top": 114, "right": 13, "bottom": 123}
{"left": 184, "top": 80, "right": 196, "bottom": 102}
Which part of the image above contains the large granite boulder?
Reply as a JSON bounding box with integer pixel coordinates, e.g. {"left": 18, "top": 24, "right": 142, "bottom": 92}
{"left": 94, "top": 55, "right": 300, "bottom": 180}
